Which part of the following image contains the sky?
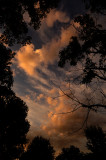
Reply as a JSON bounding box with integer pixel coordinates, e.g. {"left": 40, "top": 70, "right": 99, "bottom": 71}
{"left": 12, "top": 0, "right": 106, "bottom": 155}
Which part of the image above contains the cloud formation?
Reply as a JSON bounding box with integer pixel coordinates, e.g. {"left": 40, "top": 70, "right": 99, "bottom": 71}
{"left": 41, "top": 89, "right": 106, "bottom": 153}
{"left": 14, "top": 8, "right": 106, "bottom": 156}
{"left": 16, "top": 22, "right": 77, "bottom": 76}
{"left": 16, "top": 44, "right": 41, "bottom": 75}
{"left": 45, "top": 9, "right": 70, "bottom": 27}
{"left": 15, "top": 9, "right": 78, "bottom": 77}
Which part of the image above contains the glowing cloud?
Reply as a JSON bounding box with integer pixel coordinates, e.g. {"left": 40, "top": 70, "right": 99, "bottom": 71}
{"left": 16, "top": 44, "right": 42, "bottom": 75}
{"left": 45, "top": 9, "right": 70, "bottom": 27}
{"left": 16, "top": 22, "right": 77, "bottom": 76}
{"left": 41, "top": 89, "right": 106, "bottom": 153}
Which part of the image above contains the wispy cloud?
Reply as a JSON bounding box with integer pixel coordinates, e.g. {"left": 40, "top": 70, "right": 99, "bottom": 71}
{"left": 16, "top": 22, "right": 77, "bottom": 76}
{"left": 41, "top": 88, "right": 106, "bottom": 153}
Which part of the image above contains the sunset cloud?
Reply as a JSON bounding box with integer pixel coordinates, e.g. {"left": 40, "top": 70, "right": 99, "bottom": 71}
{"left": 47, "top": 97, "right": 58, "bottom": 107}
{"left": 16, "top": 8, "right": 78, "bottom": 77}
{"left": 12, "top": 2, "right": 106, "bottom": 157}
{"left": 41, "top": 96, "right": 86, "bottom": 153}
{"left": 41, "top": 95, "right": 106, "bottom": 154}
{"left": 16, "top": 21, "right": 77, "bottom": 76}
{"left": 16, "top": 44, "right": 42, "bottom": 75}
{"left": 37, "top": 94, "right": 45, "bottom": 101}
{"left": 45, "top": 9, "right": 70, "bottom": 27}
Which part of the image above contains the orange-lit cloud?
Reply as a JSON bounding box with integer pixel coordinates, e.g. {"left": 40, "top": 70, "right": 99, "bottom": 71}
{"left": 37, "top": 94, "right": 45, "bottom": 101}
{"left": 16, "top": 21, "right": 77, "bottom": 76}
{"left": 17, "top": 76, "right": 106, "bottom": 155}
{"left": 16, "top": 9, "right": 78, "bottom": 76}
{"left": 16, "top": 44, "right": 43, "bottom": 75}
{"left": 45, "top": 9, "right": 70, "bottom": 27}
{"left": 13, "top": 6, "right": 106, "bottom": 157}
{"left": 40, "top": 87, "right": 106, "bottom": 153}
{"left": 47, "top": 97, "right": 58, "bottom": 107}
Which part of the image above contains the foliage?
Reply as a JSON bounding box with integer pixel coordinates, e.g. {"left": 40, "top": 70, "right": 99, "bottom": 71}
{"left": 0, "top": 0, "right": 60, "bottom": 45}
{"left": 0, "top": 89, "right": 30, "bottom": 160}
{"left": 58, "top": 14, "right": 106, "bottom": 84}
{"left": 0, "top": 43, "right": 30, "bottom": 159}
{"left": 56, "top": 145, "right": 83, "bottom": 160}
{"left": 56, "top": 126, "right": 106, "bottom": 160}
{"left": 85, "top": 126, "right": 106, "bottom": 159}
{"left": 0, "top": 0, "right": 61, "bottom": 159}
{"left": 21, "top": 136, "right": 55, "bottom": 160}
{"left": 58, "top": 0, "right": 106, "bottom": 112}
{"left": 0, "top": 43, "right": 15, "bottom": 88}
{"left": 83, "top": 0, "right": 106, "bottom": 14}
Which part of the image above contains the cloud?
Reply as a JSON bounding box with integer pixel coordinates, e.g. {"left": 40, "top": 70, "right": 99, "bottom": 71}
{"left": 14, "top": 55, "right": 106, "bottom": 154}
{"left": 47, "top": 97, "right": 58, "bottom": 107}
{"left": 16, "top": 8, "right": 78, "bottom": 77}
{"left": 45, "top": 9, "right": 70, "bottom": 27}
{"left": 40, "top": 23, "right": 77, "bottom": 64}
{"left": 16, "top": 21, "right": 77, "bottom": 76}
{"left": 37, "top": 93, "right": 45, "bottom": 101}
{"left": 16, "top": 44, "right": 42, "bottom": 75}
{"left": 37, "top": 9, "right": 70, "bottom": 42}
{"left": 40, "top": 87, "right": 106, "bottom": 154}
{"left": 13, "top": 6, "right": 106, "bottom": 157}
{"left": 41, "top": 97, "right": 85, "bottom": 153}
{"left": 24, "top": 84, "right": 106, "bottom": 155}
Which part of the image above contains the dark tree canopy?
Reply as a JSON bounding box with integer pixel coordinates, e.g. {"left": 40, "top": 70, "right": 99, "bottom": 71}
{"left": 0, "top": 91, "right": 30, "bottom": 160}
{"left": 21, "top": 136, "right": 55, "bottom": 160}
{"left": 83, "top": 0, "right": 106, "bottom": 14}
{"left": 56, "top": 126, "right": 106, "bottom": 160}
{"left": 56, "top": 145, "right": 83, "bottom": 160}
{"left": 0, "top": 0, "right": 61, "bottom": 159}
{"left": 0, "top": 0, "right": 60, "bottom": 45}
{"left": 0, "top": 43, "right": 15, "bottom": 88}
{"left": 58, "top": 0, "right": 106, "bottom": 117}
{"left": 58, "top": 14, "right": 106, "bottom": 84}
{"left": 85, "top": 126, "right": 106, "bottom": 159}
{"left": 0, "top": 41, "right": 30, "bottom": 160}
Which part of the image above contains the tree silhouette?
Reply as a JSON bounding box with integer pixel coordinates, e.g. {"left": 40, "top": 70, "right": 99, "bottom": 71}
{"left": 58, "top": 14, "right": 106, "bottom": 84}
{"left": 0, "top": 43, "right": 30, "bottom": 159}
{"left": 85, "top": 126, "right": 106, "bottom": 160}
{"left": 58, "top": 0, "right": 106, "bottom": 112}
{"left": 56, "top": 145, "right": 83, "bottom": 160}
{"left": 56, "top": 126, "right": 106, "bottom": 160}
{"left": 0, "top": 92, "right": 30, "bottom": 160}
{"left": 83, "top": 0, "right": 106, "bottom": 14}
{"left": 21, "top": 136, "right": 55, "bottom": 160}
{"left": 0, "top": 1, "right": 61, "bottom": 159}
{"left": 0, "top": 43, "right": 15, "bottom": 88}
{"left": 0, "top": 0, "right": 60, "bottom": 45}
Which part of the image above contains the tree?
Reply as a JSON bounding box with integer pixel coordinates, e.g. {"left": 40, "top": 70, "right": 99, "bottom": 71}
{"left": 21, "top": 136, "right": 55, "bottom": 160}
{"left": 56, "top": 126, "right": 106, "bottom": 160}
{"left": 0, "top": 0, "right": 61, "bottom": 159}
{"left": 58, "top": 14, "right": 106, "bottom": 84}
{"left": 0, "top": 43, "right": 15, "bottom": 88}
{"left": 85, "top": 126, "right": 106, "bottom": 160}
{"left": 56, "top": 145, "right": 83, "bottom": 160}
{"left": 56, "top": 1, "right": 106, "bottom": 134}
{"left": 0, "top": 1, "right": 61, "bottom": 159}
{"left": 0, "top": 44, "right": 30, "bottom": 159}
{"left": 0, "top": 0, "right": 60, "bottom": 45}
{"left": 58, "top": 9, "right": 106, "bottom": 111}
{"left": 0, "top": 92, "right": 30, "bottom": 160}
{"left": 83, "top": 0, "right": 106, "bottom": 14}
